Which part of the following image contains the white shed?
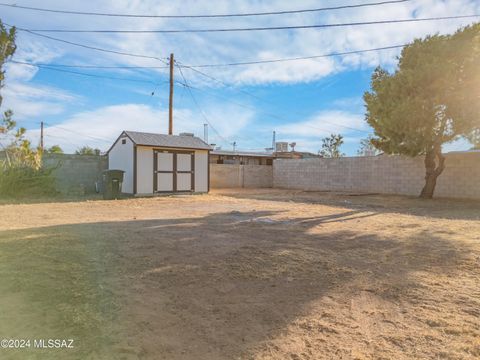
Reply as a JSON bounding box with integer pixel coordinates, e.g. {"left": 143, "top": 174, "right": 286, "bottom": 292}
{"left": 107, "top": 131, "right": 210, "bottom": 195}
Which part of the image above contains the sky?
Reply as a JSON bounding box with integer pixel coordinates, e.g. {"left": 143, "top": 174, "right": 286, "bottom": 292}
{"left": 1, "top": 0, "right": 479, "bottom": 155}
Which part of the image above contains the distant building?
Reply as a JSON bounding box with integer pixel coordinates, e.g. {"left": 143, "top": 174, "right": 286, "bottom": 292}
{"left": 210, "top": 150, "right": 274, "bottom": 165}
{"left": 210, "top": 145, "right": 321, "bottom": 165}
{"left": 274, "top": 150, "right": 321, "bottom": 159}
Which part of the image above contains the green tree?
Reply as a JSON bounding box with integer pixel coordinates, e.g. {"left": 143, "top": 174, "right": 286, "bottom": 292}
{"left": 0, "top": 111, "right": 56, "bottom": 197}
{"left": 45, "top": 145, "right": 64, "bottom": 154}
{"left": 357, "top": 136, "right": 380, "bottom": 156}
{"left": 0, "top": 20, "right": 16, "bottom": 107}
{"left": 75, "top": 146, "right": 101, "bottom": 156}
{"left": 0, "top": 110, "right": 42, "bottom": 169}
{"left": 364, "top": 24, "right": 480, "bottom": 198}
{"left": 0, "top": 20, "right": 56, "bottom": 197}
{"left": 319, "top": 134, "right": 345, "bottom": 158}
{"left": 0, "top": 25, "right": 40, "bottom": 170}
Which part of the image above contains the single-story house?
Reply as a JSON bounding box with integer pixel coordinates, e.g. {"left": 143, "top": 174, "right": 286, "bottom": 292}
{"left": 210, "top": 149, "right": 274, "bottom": 165}
{"left": 107, "top": 131, "right": 211, "bottom": 195}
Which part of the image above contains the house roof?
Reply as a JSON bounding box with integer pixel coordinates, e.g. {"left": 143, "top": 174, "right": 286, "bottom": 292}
{"left": 121, "top": 130, "right": 211, "bottom": 150}
{"left": 211, "top": 149, "right": 274, "bottom": 158}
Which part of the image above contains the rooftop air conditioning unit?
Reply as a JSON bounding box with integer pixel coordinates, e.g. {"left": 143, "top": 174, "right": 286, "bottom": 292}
{"left": 275, "top": 142, "right": 288, "bottom": 152}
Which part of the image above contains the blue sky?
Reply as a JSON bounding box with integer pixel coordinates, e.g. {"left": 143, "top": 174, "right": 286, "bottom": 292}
{"left": 1, "top": 0, "right": 479, "bottom": 154}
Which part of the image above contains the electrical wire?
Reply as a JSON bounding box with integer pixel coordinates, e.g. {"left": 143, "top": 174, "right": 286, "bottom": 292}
{"left": 175, "top": 63, "right": 231, "bottom": 146}
{"left": 44, "top": 123, "right": 113, "bottom": 143}
{"left": 3, "top": 20, "right": 425, "bottom": 137}
{"left": 10, "top": 48, "right": 372, "bottom": 134}
{"left": 19, "top": 15, "right": 480, "bottom": 33}
{"left": 181, "top": 44, "right": 408, "bottom": 67}
{"left": 0, "top": 0, "right": 411, "bottom": 18}
{"left": 177, "top": 64, "right": 370, "bottom": 134}
{"left": 10, "top": 61, "right": 169, "bottom": 69}
{"left": 5, "top": 24, "right": 169, "bottom": 63}
{"left": 11, "top": 60, "right": 167, "bottom": 84}
{"left": 8, "top": 43, "right": 408, "bottom": 69}
{"left": 177, "top": 80, "right": 369, "bottom": 135}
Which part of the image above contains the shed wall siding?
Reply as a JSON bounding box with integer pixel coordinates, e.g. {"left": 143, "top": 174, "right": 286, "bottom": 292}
{"left": 194, "top": 150, "right": 209, "bottom": 192}
{"left": 136, "top": 146, "right": 154, "bottom": 194}
{"left": 135, "top": 147, "right": 209, "bottom": 194}
{"left": 108, "top": 136, "right": 134, "bottom": 194}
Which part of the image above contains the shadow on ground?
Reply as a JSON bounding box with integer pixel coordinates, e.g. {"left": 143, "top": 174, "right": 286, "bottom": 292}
{"left": 0, "top": 209, "right": 478, "bottom": 359}
{"left": 215, "top": 189, "right": 480, "bottom": 221}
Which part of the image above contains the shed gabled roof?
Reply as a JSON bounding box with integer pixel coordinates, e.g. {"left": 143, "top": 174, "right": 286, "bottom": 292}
{"left": 122, "top": 130, "right": 211, "bottom": 150}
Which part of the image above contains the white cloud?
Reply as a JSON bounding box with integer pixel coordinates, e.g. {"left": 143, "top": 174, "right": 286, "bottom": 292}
{"left": 274, "top": 110, "right": 369, "bottom": 153}
{"left": 2, "top": 99, "right": 65, "bottom": 120}
{"left": 1, "top": 33, "right": 73, "bottom": 120}
{"left": 4, "top": 37, "right": 62, "bottom": 82}
{"left": 1, "top": 0, "right": 478, "bottom": 85}
{"left": 1, "top": 0, "right": 478, "bottom": 156}
{"left": 25, "top": 102, "right": 255, "bottom": 153}
{"left": 2, "top": 82, "right": 79, "bottom": 120}
{"left": 277, "top": 110, "right": 367, "bottom": 138}
{"left": 332, "top": 96, "right": 364, "bottom": 110}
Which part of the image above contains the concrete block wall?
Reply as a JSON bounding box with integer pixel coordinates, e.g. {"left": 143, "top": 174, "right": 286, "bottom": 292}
{"left": 210, "top": 164, "right": 273, "bottom": 188}
{"left": 243, "top": 164, "right": 273, "bottom": 188}
{"left": 43, "top": 154, "right": 107, "bottom": 194}
{"left": 273, "top": 152, "right": 480, "bottom": 199}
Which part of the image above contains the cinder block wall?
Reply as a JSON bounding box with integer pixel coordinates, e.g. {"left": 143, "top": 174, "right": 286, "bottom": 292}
{"left": 210, "top": 164, "right": 273, "bottom": 188}
{"left": 273, "top": 152, "right": 480, "bottom": 199}
{"left": 43, "top": 154, "right": 107, "bottom": 194}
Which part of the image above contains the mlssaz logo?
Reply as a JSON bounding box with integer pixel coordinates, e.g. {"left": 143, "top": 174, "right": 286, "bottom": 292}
{"left": 34, "top": 339, "right": 74, "bottom": 349}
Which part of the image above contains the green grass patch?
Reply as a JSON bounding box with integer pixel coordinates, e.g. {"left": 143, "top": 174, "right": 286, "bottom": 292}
{"left": 0, "top": 224, "right": 121, "bottom": 359}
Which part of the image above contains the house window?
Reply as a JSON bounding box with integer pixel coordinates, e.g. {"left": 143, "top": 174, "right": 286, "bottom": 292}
{"left": 121, "top": 139, "right": 127, "bottom": 144}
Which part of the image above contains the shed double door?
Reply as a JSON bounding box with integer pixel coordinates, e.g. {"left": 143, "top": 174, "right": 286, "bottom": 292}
{"left": 154, "top": 150, "right": 194, "bottom": 192}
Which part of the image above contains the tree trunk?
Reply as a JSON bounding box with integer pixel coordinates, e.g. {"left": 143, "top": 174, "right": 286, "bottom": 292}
{"left": 419, "top": 146, "right": 445, "bottom": 199}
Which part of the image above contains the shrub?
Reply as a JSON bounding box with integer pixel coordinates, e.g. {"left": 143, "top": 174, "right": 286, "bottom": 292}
{"left": 0, "top": 164, "right": 57, "bottom": 198}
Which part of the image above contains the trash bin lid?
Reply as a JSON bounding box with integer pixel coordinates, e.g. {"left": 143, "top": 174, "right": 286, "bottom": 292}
{"left": 103, "top": 169, "right": 125, "bottom": 180}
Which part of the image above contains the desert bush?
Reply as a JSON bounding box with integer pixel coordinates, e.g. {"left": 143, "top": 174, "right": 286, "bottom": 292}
{"left": 0, "top": 164, "right": 57, "bottom": 198}
{"left": 0, "top": 109, "right": 58, "bottom": 198}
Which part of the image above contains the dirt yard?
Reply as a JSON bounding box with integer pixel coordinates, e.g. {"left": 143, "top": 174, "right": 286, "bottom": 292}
{"left": 0, "top": 189, "right": 479, "bottom": 359}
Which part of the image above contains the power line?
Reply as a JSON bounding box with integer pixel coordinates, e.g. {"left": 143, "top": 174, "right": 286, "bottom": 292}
{"left": 9, "top": 46, "right": 372, "bottom": 134}
{"left": 44, "top": 123, "right": 113, "bottom": 144}
{"left": 175, "top": 63, "right": 230, "bottom": 146}
{"left": 9, "top": 35, "right": 375, "bottom": 134}
{"left": 8, "top": 44, "right": 408, "bottom": 70}
{"left": 182, "top": 44, "right": 408, "bottom": 67}
{"left": 10, "top": 61, "right": 169, "bottom": 69}
{"left": 19, "top": 15, "right": 480, "bottom": 33}
{"left": 177, "top": 64, "right": 369, "bottom": 134}
{"left": 177, "top": 62, "right": 273, "bottom": 104}
{"left": 0, "top": 0, "right": 411, "bottom": 18}
{"left": 11, "top": 60, "right": 167, "bottom": 84}
{"left": 5, "top": 24, "right": 169, "bottom": 63}
{"left": 33, "top": 58, "right": 370, "bottom": 134}
{"left": 177, "top": 80, "right": 369, "bottom": 135}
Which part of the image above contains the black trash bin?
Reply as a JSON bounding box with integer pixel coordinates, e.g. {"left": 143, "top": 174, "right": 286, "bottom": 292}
{"left": 102, "top": 169, "right": 125, "bottom": 200}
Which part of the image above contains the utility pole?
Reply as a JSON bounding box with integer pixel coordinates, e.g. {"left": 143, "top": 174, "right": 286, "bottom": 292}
{"left": 232, "top": 141, "right": 236, "bottom": 152}
{"left": 203, "top": 123, "right": 208, "bottom": 144}
{"left": 40, "top": 121, "right": 44, "bottom": 151}
{"left": 272, "top": 130, "right": 276, "bottom": 152}
{"left": 168, "top": 53, "right": 174, "bottom": 135}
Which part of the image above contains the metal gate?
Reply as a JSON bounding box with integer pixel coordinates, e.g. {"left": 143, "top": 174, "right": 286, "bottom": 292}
{"left": 153, "top": 150, "right": 194, "bottom": 192}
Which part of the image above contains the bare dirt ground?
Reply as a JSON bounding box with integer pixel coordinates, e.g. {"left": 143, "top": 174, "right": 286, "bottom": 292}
{"left": 0, "top": 189, "right": 479, "bottom": 359}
